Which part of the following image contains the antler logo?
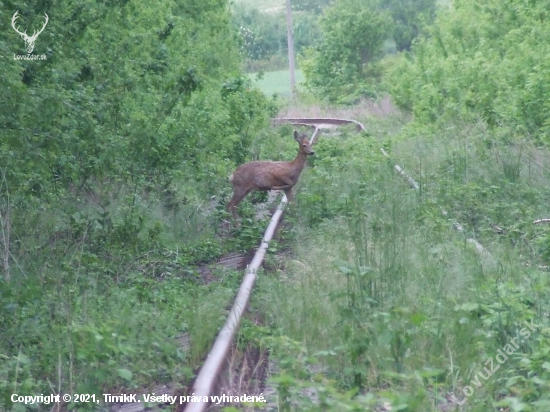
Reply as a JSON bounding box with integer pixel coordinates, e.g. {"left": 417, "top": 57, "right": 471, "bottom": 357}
{"left": 11, "top": 11, "right": 48, "bottom": 54}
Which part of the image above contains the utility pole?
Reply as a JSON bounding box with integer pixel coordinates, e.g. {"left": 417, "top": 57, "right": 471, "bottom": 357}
{"left": 285, "top": 0, "right": 296, "bottom": 96}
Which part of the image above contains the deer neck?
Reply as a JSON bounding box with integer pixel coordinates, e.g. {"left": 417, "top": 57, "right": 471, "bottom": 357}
{"left": 291, "top": 149, "right": 308, "bottom": 172}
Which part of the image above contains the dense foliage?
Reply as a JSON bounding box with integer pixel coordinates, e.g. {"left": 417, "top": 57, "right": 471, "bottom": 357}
{"left": 388, "top": 0, "right": 550, "bottom": 142}
{"left": 302, "top": 0, "right": 392, "bottom": 102}
{"left": 2, "top": 0, "right": 273, "bottom": 202}
{"left": 1, "top": 0, "right": 274, "bottom": 406}
{"left": 300, "top": 0, "right": 436, "bottom": 102}
{"left": 381, "top": 0, "right": 437, "bottom": 51}
{"left": 232, "top": 3, "right": 321, "bottom": 72}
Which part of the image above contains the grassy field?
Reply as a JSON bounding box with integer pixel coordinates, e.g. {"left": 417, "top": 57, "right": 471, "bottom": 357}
{"left": 246, "top": 109, "right": 550, "bottom": 411}
{"left": 248, "top": 69, "right": 305, "bottom": 97}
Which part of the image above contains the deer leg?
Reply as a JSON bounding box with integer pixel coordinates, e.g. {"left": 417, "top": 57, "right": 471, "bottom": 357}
{"left": 283, "top": 188, "right": 293, "bottom": 202}
{"left": 226, "top": 187, "right": 253, "bottom": 227}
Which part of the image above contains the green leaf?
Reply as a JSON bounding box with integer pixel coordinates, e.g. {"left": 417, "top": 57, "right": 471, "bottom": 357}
{"left": 118, "top": 368, "right": 133, "bottom": 382}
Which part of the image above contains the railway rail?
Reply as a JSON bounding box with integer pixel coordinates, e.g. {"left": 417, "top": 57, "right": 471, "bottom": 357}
{"left": 109, "top": 117, "right": 493, "bottom": 412}
{"left": 183, "top": 118, "right": 362, "bottom": 412}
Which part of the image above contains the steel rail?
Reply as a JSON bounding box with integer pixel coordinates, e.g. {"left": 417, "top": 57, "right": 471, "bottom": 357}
{"left": 276, "top": 118, "right": 487, "bottom": 255}
{"left": 273, "top": 117, "right": 365, "bottom": 132}
{"left": 183, "top": 125, "right": 320, "bottom": 412}
{"left": 183, "top": 116, "right": 489, "bottom": 412}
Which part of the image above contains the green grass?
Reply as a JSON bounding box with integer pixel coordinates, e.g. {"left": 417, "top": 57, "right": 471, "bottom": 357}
{"left": 0, "top": 168, "right": 270, "bottom": 408}
{"left": 248, "top": 69, "right": 305, "bottom": 97}
{"left": 0, "top": 188, "right": 245, "bottom": 406}
{"left": 250, "top": 114, "right": 550, "bottom": 411}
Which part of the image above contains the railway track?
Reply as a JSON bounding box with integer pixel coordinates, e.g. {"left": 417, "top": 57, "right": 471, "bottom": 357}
{"left": 183, "top": 119, "right": 330, "bottom": 412}
{"left": 108, "top": 117, "right": 493, "bottom": 412}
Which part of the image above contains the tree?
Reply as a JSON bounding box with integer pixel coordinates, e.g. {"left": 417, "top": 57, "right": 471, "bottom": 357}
{"left": 232, "top": 3, "right": 321, "bottom": 70}
{"left": 232, "top": 4, "right": 286, "bottom": 61}
{"left": 1, "top": 0, "right": 271, "bottom": 199}
{"left": 302, "top": 0, "right": 392, "bottom": 102}
{"left": 0, "top": 0, "right": 273, "bottom": 403}
{"left": 388, "top": 0, "right": 550, "bottom": 142}
{"left": 382, "top": 0, "right": 437, "bottom": 51}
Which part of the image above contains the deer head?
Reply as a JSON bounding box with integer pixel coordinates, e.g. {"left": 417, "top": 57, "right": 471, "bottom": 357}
{"left": 293, "top": 130, "right": 315, "bottom": 156}
{"left": 12, "top": 11, "right": 49, "bottom": 54}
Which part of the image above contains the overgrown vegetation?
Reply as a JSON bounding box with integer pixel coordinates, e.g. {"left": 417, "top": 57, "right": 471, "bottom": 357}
{"left": 0, "top": 0, "right": 275, "bottom": 408}
{"left": 252, "top": 117, "right": 550, "bottom": 411}
{"left": 4, "top": 0, "right": 550, "bottom": 411}
{"left": 243, "top": 0, "right": 550, "bottom": 410}
{"left": 388, "top": 0, "right": 550, "bottom": 142}
{"left": 301, "top": 0, "right": 437, "bottom": 103}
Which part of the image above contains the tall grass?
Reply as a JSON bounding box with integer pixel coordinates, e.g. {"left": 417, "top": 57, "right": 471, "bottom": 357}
{"left": 253, "top": 115, "right": 550, "bottom": 410}
{"left": 0, "top": 176, "right": 244, "bottom": 407}
{"left": 0, "top": 122, "right": 321, "bottom": 409}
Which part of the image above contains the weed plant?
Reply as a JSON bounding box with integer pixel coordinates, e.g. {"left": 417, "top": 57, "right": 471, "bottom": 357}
{"left": 253, "top": 117, "right": 550, "bottom": 411}
{"left": 0, "top": 125, "right": 291, "bottom": 409}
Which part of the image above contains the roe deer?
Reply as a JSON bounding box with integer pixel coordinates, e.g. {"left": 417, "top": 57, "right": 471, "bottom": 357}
{"left": 226, "top": 130, "right": 314, "bottom": 227}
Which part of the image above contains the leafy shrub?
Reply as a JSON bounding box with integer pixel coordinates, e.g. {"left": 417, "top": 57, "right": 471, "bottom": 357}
{"left": 387, "top": 0, "right": 550, "bottom": 142}
{"left": 302, "top": 0, "right": 393, "bottom": 103}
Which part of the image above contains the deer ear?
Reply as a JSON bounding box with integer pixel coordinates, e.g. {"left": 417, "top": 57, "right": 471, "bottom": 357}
{"left": 294, "top": 131, "right": 300, "bottom": 142}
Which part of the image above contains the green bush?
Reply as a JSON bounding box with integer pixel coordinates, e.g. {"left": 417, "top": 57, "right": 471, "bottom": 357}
{"left": 387, "top": 0, "right": 550, "bottom": 142}
{"left": 302, "top": 0, "right": 393, "bottom": 103}
{"left": 0, "top": 0, "right": 274, "bottom": 407}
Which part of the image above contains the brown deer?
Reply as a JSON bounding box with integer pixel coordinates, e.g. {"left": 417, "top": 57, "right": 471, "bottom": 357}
{"left": 226, "top": 130, "right": 314, "bottom": 227}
